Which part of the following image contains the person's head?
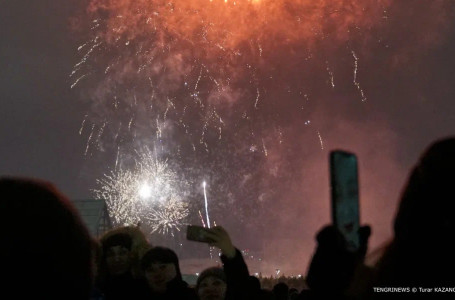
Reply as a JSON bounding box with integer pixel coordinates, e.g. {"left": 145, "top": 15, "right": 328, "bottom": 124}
{"left": 98, "top": 225, "right": 151, "bottom": 282}
{"left": 272, "top": 282, "right": 289, "bottom": 300}
{"left": 196, "top": 267, "right": 227, "bottom": 300}
{"left": 102, "top": 233, "right": 133, "bottom": 276}
{"left": 141, "top": 246, "right": 181, "bottom": 293}
{"left": 248, "top": 275, "right": 261, "bottom": 291}
{"left": 375, "top": 137, "right": 455, "bottom": 286}
{"left": 394, "top": 137, "right": 455, "bottom": 242}
{"left": 0, "top": 178, "right": 93, "bottom": 299}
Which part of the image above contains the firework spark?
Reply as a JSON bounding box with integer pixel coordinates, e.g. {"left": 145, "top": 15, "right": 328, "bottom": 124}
{"left": 72, "top": 0, "right": 426, "bottom": 239}
{"left": 73, "top": 0, "right": 392, "bottom": 158}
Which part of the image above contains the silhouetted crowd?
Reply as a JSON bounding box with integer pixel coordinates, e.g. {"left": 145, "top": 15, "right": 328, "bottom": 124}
{"left": 2, "top": 137, "right": 455, "bottom": 299}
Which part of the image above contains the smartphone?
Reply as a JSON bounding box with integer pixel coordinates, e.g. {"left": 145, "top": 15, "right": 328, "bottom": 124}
{"left": 330, "top": 150, "right": 360, "bottom": 252}
{"left": 186, "top": 225, "right": 213, "bottom": 243}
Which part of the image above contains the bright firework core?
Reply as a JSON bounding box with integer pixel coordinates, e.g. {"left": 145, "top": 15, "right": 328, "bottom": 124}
{"left": 138, "top": 182, "right": 152, "bottom": 199}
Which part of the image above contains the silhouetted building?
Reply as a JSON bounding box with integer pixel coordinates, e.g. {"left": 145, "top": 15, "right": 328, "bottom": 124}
{"left": 73, "top": 199, "right": 112, "bottom": 237}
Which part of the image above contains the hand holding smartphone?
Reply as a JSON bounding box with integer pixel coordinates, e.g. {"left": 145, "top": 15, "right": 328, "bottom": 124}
{"left": 186, "top": 225, "right": 237, "bottom": 258}
{"left": 186, "top": 225, "right": 214, "bottom": 243}
{"left": 330, "top": 150, "right": 360, "bottom": 252}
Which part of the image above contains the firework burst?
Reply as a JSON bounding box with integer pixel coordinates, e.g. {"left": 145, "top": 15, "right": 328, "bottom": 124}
{"left": 146, "top": 198, "right": 189, "bottom": 235}
{"left": 93, "top": 149, "right": 190, "bottom": 234}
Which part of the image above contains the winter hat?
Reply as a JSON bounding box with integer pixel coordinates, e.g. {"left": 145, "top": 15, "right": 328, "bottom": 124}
{"left": 196, "top": 267, "right": 226, "bottom": 290}
{"left": 102, "top": 232, "right": 133, "bottom": 254}
{"left": 141, "top": 246, "right": 182, "bottom": 278}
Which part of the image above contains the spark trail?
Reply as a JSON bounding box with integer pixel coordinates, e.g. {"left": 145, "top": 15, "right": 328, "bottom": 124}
{"left": 352, "top": 51, "right": 367, "bottom": 102}
{"left": 203, "top": 181, "right": 211, "bottom": 228}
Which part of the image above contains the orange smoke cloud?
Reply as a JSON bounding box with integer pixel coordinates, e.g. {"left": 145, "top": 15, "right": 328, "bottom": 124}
{"left": 87, "top": 0, "right": 391, "bottom": 53}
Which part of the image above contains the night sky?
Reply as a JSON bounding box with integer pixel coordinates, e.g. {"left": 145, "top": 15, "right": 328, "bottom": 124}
{"left": 1, "top": 0, "right": 455, "bottom": 274}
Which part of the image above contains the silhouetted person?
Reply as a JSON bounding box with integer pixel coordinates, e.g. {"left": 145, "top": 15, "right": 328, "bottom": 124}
{"left": 90, "top": 240, "right": 105, "bottom": 300}
{"left": 371, "top": 137, "right": 455, "bottom": 292}
{"left": 304, "top": 138, "right": 455, "bottom": 300}
{"left": 0, "top": 178, "right": 93, "bottom": 299}
{"left": 304, "top": 225, "right": 371, "bottom": 299}
{"left": 289, "top": 288, "right": 300, "bottom": 300}
{"left": 247, "top": 275, "right": 261, "bottom": 292}
{"left": 247, "top": 275, "right": 270, "bottom": 299}
{"left": 97, "top": 229, "right": 149, "bottom": 299}
{"left": 197, "top": 267, "right": 228, "bottom": 300}
{"left": 141, "top": 246, "right": 197, "bottom": 299}
{"left": 272, "top": 282, "right": 289, "bottom": 300}
{"left": 195, "top": 226, "right": 253, "bottom": 300}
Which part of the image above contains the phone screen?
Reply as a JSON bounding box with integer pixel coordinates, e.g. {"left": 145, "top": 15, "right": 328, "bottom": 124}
{"left": 186, "top": 225, "right": 213, "bottom": 243}
{"left": 330, "top": 150, "right": 360, "bottom": 252}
